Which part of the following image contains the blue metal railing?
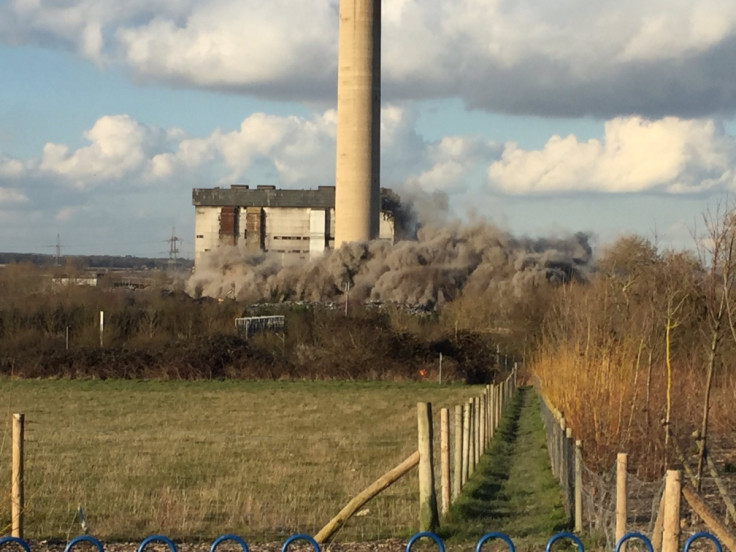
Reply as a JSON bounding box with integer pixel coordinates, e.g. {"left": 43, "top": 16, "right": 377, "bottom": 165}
{"left": 0, "top": 531, "right": 725, "bottom": 552}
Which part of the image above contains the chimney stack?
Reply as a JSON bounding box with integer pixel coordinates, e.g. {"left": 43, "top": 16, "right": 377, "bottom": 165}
{"left": 334, "top": 0, "right": 381, "bottom": 248}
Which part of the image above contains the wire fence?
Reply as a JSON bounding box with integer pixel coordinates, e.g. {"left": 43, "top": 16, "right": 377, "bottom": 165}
{"left": 537, "top": 391, "right": 666, "bottom": 550}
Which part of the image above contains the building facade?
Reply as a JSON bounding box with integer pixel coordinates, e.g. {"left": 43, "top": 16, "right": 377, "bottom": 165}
{"left": 192, "top": 185, "right": 396, "bottom": 267}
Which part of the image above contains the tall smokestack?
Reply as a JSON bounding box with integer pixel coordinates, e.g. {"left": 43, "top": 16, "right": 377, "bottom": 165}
{"left": 334, "top": 0, "right": 381, "bottom": 248}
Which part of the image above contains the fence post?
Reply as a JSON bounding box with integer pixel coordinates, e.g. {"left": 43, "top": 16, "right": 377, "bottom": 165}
{"left": 440, "top": 408, "right": 450, "bottom": 516}
{"left": 480, "top": 392, "right": 486, "bottom": 453}
{"left": 489, "top": 385, "right": 496, "bottom": 439}
{"left": 468, "top": 399, "right": 475, "bottom": 476}
{"left": 486, "top": 384, "right": 493, "bottom": 445}
{"left": 462, "top": 402, "right": 470, "bottom": 485}
{"left": 473, "top": 397, "right": 482, "bottom": 466}
{"left": 575, "top": 439, "right": 583, "bottom": 533}
{"left": 558, "top": 417, "right": 566, "bottom": 483}
{"left": 453, "top": 404, "right": 462, "bottom": 500}
{"left": 616, "top": 453, "right": 628, "bottom": 552}
{"left": 12, "top": 413, "right": 24, "bottom": 538}
{"left": 495, "top": 384, "right": 501, "bottom": 429}
{"left": 417, "top": 402, "right": 439, "bottom": 532}
{"left": 662, "top": 470, "right": 681, "bottom": 552}
{"left": 566, "top": 427, "right": 574, "bottom": 517}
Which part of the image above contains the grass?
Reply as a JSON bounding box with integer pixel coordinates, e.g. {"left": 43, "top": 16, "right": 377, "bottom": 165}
{"left": 440, "top": 387, "right": 569, "bottom": 552}
{"left": 0, "top": 378, "right": 481, "bottom": 542}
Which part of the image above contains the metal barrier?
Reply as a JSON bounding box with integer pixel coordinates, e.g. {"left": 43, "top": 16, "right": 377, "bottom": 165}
{"left": 684, "top": 532, "right": 723, "bottom": 552}
{"left": 138, "top": 536, "right": 178, "bottom": 552}
{"left": 281, "top": 534, "right": 320, "bottom": 552}
{"left": 0, "top": 531, "right": 725, "bottom": 552}
{"left": 0, "top": 538, "right": 30, "bottom": 552}
{"left": 210, "top": 535, "right": 249, "bottom": 552}
{"left": 615, "top": 532, "right": 654, "bottom": 552}
{"left": 65, "top": 536, "right": 105, "bottom": 552}
{"left": 545, "top": 531, "right": 585, "bottom": 552}
{"left": 406, "top": 532, "right": 445, "bottom": 552}
{"left": 476, "top": 532, "right": 515, "bottom": 552}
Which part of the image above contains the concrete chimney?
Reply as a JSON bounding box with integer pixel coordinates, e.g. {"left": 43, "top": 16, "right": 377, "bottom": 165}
{"left": 334, "top": 0, "right": 381, "bottom": 248}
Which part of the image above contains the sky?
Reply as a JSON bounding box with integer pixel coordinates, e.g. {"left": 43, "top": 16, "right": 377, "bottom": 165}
{"left": 2, "top": 0, "right": 736, "bottom": 259}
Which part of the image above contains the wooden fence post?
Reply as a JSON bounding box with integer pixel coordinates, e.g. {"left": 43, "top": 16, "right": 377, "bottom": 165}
{"left": 314, "top": 451, "right": 420, "bottom": 543}
{"left": 489, "top": 385, "right": 496, "bottom": 439}
{"left": 440, "top": 408, "right": 450, "bottom": 516}
{"left": 495, "top": 384, "right": 501, "bottom": 429}
{"left": 498, "top": 382, "right": 503, "bottom": 421}
{"left": 468, "top": 399, "right": 475, "bottom": 476}
{"left": 453, "top": 404, "right": 462, "bottom": 500}
{"left": 12, "top": 413, "right": 24, "bottom": 538}
{"left": 485, "top": 385, "right": 491, "bottom": 443}
{"left": 662, "top": 470, "right": 681, "bottom": 552}
{"left": 480, "top": 392, "right": 486, "bottom": 453}
{"left": 558, "top": 417, "right": 566, "bottom": 482}
{"left": 462, "top": 402, "right": 471, "bottom": 485}
{"left": 473, "top": 397, "right": 480, "bottom": 465}
{"left": 566, "top": 427, "right": 574, "bottom": 516}
{"left": 575, "top": 439, "right": 583, "bottom": 533}
{"left": 417, "top": 402, "right": 439, "bottom": 532}
{"left": 616, "top": 453, "right": 628, "bottom": 552}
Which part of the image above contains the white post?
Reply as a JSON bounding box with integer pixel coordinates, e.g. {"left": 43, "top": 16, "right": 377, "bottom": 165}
{"left": 99, "top": 310, "right": 104, "bottom": 347}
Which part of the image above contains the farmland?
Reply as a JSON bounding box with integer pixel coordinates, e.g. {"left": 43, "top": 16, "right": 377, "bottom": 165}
{"left": 0, "top": 379, "right": 482, "bottom": 541}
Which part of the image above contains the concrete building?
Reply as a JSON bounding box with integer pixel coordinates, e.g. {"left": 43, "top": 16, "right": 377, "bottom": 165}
{"left": 334, "top": 0, "right": 381, "bottom": 248}
{"left": 192, "top": 185, "right": 396, "bottom": 267}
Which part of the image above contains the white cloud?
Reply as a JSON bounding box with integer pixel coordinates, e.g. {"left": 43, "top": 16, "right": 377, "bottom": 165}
{"left": 0, "top": 188, "right": 28, "bottom": 205}
{"left": 115, "top": 2, "right": 336, "bottom": 93}
{"left": 0, "top": 158, "right": 24, "bottom": 178}
{"left": 488, "top": 116, "right": 736, "bottom": 195}
{"left": 3, "top": 0, "right": 736, "bottom": 115}
{"left": 39, "top": 115, "right": 169, "bottom": 189}
{"left": 405, "top": 135, "right": 500, "bottom": 193}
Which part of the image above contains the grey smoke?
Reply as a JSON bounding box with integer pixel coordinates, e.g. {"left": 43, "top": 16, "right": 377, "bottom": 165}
{"left": 187, "top": 213, "right": 592, "bottom": 307}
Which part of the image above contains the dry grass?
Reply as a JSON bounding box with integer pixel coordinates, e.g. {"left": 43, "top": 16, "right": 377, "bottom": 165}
{"left": 0, "top": 379, "right": 479, "bottom": 542}
{"left": 532, "top": 340, "right": 736, "bottom": 476}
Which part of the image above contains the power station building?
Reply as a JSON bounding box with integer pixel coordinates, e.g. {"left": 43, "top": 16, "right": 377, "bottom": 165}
{"left": 192, "top": 185, "right": 397, "bottom": 267}
{"left": 192, "top": 1, "right": 386, "bottom": 270}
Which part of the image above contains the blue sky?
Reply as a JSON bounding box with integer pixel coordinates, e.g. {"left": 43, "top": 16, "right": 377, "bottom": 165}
{"left": 2, "top": 0, "right": 736, "bottom": 258}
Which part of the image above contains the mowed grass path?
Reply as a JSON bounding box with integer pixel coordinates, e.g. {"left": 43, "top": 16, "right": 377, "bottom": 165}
{"left": 442, "top": 387, "right": 568, "bottom": 550}
{"left": 0, "top": 379, "right": 479, "bottom": 542}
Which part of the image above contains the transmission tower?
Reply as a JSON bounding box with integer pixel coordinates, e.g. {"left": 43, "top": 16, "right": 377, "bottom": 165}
{"left": 55, "top": 234, "right": 62, "bottom": 266}
{"left": 167, "top": 228, "right": 182, "bottom": 271}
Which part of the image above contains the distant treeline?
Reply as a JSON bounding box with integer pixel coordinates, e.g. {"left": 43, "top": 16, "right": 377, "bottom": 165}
{"left": 0, "top": 252, "right": 193, "bottom": 270}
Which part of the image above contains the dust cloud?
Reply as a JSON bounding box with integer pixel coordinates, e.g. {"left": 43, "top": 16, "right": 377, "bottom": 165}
{"left": 187, "top": 200, "right": 592, "bottom": 307}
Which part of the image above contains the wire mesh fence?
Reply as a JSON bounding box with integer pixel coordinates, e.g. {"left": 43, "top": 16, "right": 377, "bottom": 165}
{"left": 538, "top": 390, "right": 667, "bottom": 550}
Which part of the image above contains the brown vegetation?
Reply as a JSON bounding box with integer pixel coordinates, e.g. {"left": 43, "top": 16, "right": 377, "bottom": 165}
{"left": 533, "top": 223, "right": 736, "bottom": 480}
{"left": 0, "top": 264, "right": 507, "bottom": 383}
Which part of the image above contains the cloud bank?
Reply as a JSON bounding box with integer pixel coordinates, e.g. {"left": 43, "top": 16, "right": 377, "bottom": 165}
{"left": 3, "top": 108, "right": 735, "bottom": 209}
{"left": 488, "top": 117, "right": 736, "bottom": 195}
{"left": 3, "top": 0, "right": 736, "bottom": 117}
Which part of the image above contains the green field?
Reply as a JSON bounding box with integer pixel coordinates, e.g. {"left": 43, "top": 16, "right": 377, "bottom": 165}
{"left": 0, "top": 379, "right": 482, "bottom": 542}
